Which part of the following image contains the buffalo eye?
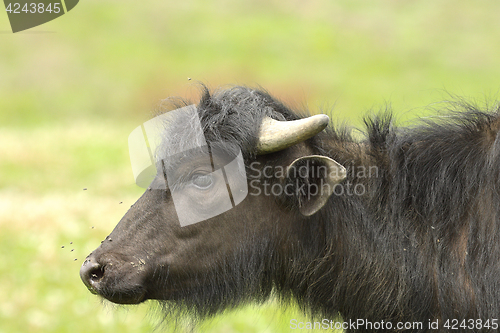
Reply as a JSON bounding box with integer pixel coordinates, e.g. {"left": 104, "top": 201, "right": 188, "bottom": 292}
{"left": 190, "top": 173, "right": 213, "bottom": 189}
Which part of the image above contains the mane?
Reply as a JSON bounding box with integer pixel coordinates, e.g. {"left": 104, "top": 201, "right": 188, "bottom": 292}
{"left": 312, "top": 101, "right": 500, "bottom": 324}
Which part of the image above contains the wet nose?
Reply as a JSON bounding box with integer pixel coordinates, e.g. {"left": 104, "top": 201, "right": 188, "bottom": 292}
{"left": 80, "top": 255, "right": 104, "bottom": 294}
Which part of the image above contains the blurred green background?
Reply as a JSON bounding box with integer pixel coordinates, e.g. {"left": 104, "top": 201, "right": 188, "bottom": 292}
{"left": 1, "top": 0, "right": 500, "bottom": 332}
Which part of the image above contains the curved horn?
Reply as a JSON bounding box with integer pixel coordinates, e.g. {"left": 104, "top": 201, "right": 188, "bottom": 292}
{"left": 256, "top": 114, "right": 330, "bottom": 155}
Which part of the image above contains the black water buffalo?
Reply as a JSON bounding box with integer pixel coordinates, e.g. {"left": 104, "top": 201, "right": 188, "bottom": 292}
{"left": 81, "top": 86, "right": 500, "bottom": 332}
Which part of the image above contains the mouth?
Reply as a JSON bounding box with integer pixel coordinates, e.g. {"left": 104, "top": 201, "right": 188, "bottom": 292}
{"left": 97, "top": 284, "right": 147, "bottom": 304}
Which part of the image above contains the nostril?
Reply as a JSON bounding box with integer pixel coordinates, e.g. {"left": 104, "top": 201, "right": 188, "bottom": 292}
{"left": 89, "top": 266, "right": 104, "bottom": 282}
{"left": 80, "top": 256, "right": 104, "bottom": 293}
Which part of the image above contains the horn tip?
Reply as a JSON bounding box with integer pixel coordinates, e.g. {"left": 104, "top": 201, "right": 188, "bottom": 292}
{"left": 313, "top": 114, "right": 330, "bottom": 128}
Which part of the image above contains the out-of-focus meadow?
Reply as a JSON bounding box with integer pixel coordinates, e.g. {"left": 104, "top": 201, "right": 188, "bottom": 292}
{"left": 1, "top": 0, "right": 500, "bottom": 332}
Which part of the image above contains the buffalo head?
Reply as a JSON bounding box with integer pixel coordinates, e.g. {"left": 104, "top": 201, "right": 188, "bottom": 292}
{"left": 80, "top": 87, "right": 347, "bottom": 317}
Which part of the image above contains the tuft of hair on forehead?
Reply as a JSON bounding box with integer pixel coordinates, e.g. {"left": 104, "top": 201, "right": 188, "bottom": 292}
{"left": 157, "top": 85, "right": 306, "bottom": 158}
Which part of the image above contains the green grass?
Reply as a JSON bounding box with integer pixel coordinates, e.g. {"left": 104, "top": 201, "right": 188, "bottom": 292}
{"left": 2, "top": 0, "right": 500, "bottom": 331}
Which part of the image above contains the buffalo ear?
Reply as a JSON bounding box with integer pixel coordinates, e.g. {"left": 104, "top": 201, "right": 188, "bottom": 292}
{"left": 285, "top": 155, "right": 346, "bottom": 216}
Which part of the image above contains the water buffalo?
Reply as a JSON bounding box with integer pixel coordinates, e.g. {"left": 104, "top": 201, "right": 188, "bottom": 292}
{"left": 80, "top": 86, "right": 500, "bottom": 332}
